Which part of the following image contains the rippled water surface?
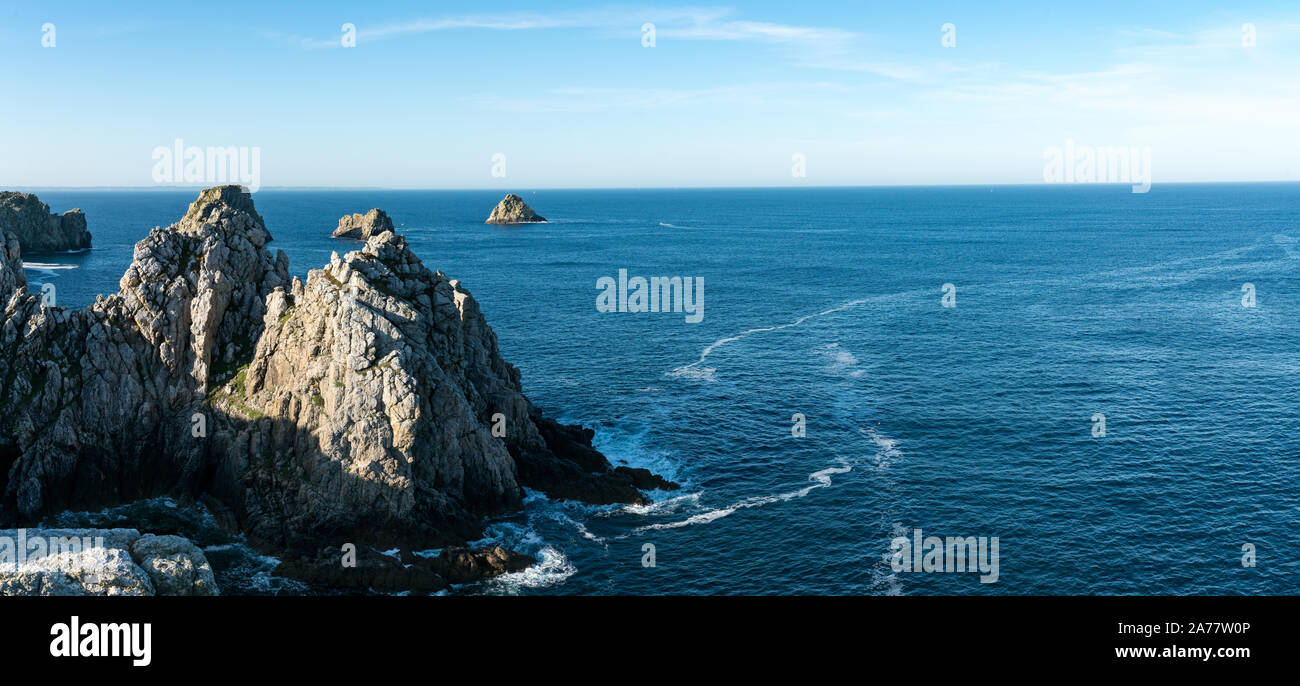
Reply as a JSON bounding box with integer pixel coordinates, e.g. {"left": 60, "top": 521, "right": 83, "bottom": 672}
{"left": 26, "top": 184, "right": 1300, "bottom": 594}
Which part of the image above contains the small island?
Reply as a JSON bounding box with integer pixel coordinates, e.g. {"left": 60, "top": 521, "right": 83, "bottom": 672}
{"left": 0, "top": 191, "right": 92, "bottom": 253}
{"left": 486, "top": 193, "right": 546, "bottom": 224}
{"left": 332, "top": 208, "right": 394, "bottom": 240}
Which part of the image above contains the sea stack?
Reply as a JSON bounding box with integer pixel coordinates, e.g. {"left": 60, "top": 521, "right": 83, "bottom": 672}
{"left": 0, "top": 185, "right": 676, "bottom": 571}
{"left": 0, "top": 191, "right": 92, "bottom": 253}
{"left": 333, "top": 208, "right": 394, "bottom": 239}
{"left": 486, "top": 194, "right": 545, "bottom": 224}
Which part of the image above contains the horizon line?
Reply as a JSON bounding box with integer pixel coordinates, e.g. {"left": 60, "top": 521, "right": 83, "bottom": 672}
{"left": 8, "top": 179, "right": 1300, "bottom": 192}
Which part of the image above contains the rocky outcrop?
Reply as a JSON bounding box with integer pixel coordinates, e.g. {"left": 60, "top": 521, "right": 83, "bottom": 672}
{"left": 485, "top": 194, "right": 545, "bottom": 224}
{"left": 130, "top": 533, "right": 219, "bottom": 596}
{"left": 0, "top": 191, "right": 92, "bottom": 253}
{"left": 0, "top": 184, "right": 289, "bottom": 523}
{"left": 0, "top": 528, "right": 216, "bottom": 596}
{"left": 0, "top": 186, "right": 673, "bottom": 567}
{"left": 274, "top": 544, "right": 533, "bottom": 593}
{"left": 431, "top": 545, "right": 533, "bottom": 584}
{"left": 276, "top": 545, "right": 449, "bottom": 595}
{"left": 332, "top": 209, "right": 394, "bottom": 240}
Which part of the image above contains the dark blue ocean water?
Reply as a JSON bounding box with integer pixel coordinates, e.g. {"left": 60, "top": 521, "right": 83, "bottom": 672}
{"left": 26, "top": 184, "right": 1300, "bottom": 595}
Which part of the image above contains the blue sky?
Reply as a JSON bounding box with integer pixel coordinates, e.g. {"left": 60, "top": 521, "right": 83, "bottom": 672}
{"left": 1, "top": 1, "right": 1297, "bottom": 188}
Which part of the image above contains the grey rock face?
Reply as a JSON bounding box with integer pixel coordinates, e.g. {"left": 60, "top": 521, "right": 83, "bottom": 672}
{"left": 485, "top": 194, "right": 545, "bottom": 224}
{"left": 0, "top": 191, "right": 93, "bottom": 253}
{"left": 0, "top": 185, "right": 671, "bottom": 560}
{"left": 332, "top": 209, "right": 394, "bottom": 240}
{"left": 0, "top": 527, "right": 214, "bottom": 596}
{"left": 129, "top": 533, "right": 219, "bottom": 596}
{"left": 0, "top": 185, "right": 289, "bottom": 522}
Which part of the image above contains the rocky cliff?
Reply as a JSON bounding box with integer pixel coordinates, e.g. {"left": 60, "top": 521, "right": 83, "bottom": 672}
{"left": 332, "top": 208, "right": 394, "bottom": 240}
{"left": 0, "top": 186, "right": 673, "bottom": 563}
{"left": 485, "top": 194, "right": 545, "bottom": 224}
{"left": 0, "top": 191, "right": 92, "bottom": 253}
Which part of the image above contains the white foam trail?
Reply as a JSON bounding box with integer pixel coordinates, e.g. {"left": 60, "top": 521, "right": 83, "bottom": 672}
{"left": 567, "top": 515, "right": 606, "bottom": 545}
{"left": 621, "top": 458, "right": 852, "bottom": 536}
{"left": 818, "top": 342, "right": 865, "bottom": 378}
{"left": 869, "top": 521, "right": 909, "bottom": 595}
{"left": 667, "top": 234, "right": 1297, "bottom": 383}
{"left": 608, "top": 491, "right": 702, "bottom": 517}
{"left": 600, "top": 424, "right": 904, "bottom": 541}
{"left": 667, "top": 296, "right": 916, "bottom": 381}
{"left": 860, "top": 427, "right": 902, "bottom": 469}
{"left": 23, "top": 262, "right": 80, "bottom": 278}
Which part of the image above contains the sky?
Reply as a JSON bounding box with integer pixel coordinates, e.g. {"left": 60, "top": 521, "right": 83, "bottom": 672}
{"left": 0, "top": 0, "right": 1297, "bottom": 189}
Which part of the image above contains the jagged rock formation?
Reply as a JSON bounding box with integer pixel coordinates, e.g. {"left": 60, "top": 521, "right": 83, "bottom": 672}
{"left": 0, "top": 186, "right": 674, "bottom": 564}
{"left": 0, "top": 191, "right": 92, "bottom": 253}
{"left": 0, "top": 528, "right": 217, "bottom": 596}
{"left": 0, "top": 185, "right": 288, "bottom": 525}
{"left": 485, "top": 194, "right": 545, "bottom": 224}
{"left": 332, "top": 208, "right": 394, "bottom": 240}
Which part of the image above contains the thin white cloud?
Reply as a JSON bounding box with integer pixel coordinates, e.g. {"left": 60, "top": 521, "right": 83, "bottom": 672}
{"left": 269, "top": 5, "right": 919, "bottom": 79}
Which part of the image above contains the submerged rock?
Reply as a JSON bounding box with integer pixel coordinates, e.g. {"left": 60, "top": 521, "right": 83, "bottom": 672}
{"left": 0, "top": 191, "right": 92, "bottom": 253}
{"left": 332, "top": 208, "right": 394, "bottom": 240}
{"left": 0, "top": 528, "right": 216, "bottom": 596}
{"left": 0, "top": 185, "right": 671, "bottom": 567}
{"left": 276, "top": 545, "right": 447, "bottom": 594}
{"left": 275, "top": 543, "right": 533, "bottom": 593}
{"left": 485, "top": 194, "right": 545, "bottom": 224}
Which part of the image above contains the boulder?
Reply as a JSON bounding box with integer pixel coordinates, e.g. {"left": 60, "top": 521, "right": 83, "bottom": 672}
{"left": 432, "top": 545, "right": 534, "bottom": 584}
{"left": 129, "top": 534, "right": 219, "bottom": 596}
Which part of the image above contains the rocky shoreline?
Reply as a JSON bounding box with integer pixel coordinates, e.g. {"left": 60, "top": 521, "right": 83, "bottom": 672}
{"left": 0, "top": 185, "right": 675, "bottom": 594}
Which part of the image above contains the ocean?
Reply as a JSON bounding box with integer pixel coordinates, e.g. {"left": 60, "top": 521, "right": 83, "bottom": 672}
{"left": 24, "top": 184, "right": 1300, "bottom": 595}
